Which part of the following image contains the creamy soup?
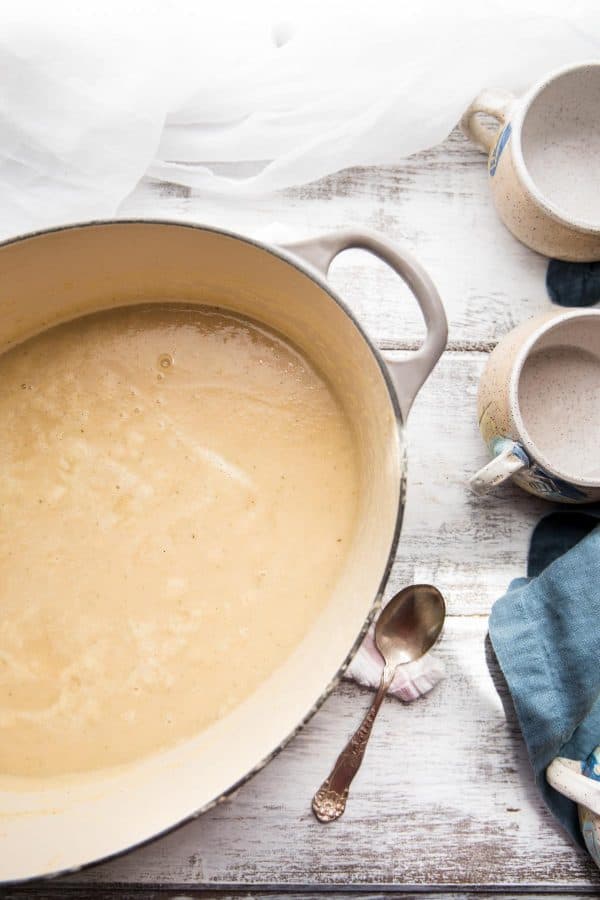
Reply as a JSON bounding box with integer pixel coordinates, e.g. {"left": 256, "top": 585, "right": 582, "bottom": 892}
{"left": 0, "top": 305, "right": 359, "bottom": 778}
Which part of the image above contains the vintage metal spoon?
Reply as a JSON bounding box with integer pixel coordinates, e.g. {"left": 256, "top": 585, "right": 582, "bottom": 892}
{"left": 312, "top": 583, "right": 446, "bottom": 823}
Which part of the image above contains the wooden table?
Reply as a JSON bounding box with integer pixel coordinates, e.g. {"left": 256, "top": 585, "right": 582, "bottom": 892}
{"left": 7, "top": 130, "right": 600, "bottom": 899}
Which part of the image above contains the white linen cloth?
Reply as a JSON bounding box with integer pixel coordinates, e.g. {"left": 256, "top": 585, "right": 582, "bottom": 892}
{"left": 0, "top": 1, "right": 599, "bottom": 238}
{"left": 345, "top": 621, "right": 444, "bottom": 701}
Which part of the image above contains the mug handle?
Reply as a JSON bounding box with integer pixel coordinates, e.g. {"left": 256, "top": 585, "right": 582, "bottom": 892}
{"left": 547, "top": 757, "right": 600, "bottom": 817}
{"left": 470, "top": 439, "right": 529, "bottom": 495}
{"left": 460, "top": 88, "right": 515, "bottom": 154}
{"left": 282, "top": 229, "right": 447, "bottom": 420}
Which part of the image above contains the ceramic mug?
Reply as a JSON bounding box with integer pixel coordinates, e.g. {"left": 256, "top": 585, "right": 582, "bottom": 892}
{"left": 471, "top": 308, "right": 600, "bottom": 503}
{"left": 547, "top": 748, "right": 600, "bottom": 869}
{"left": 461, "top": 61, "right": 600, "bottom": 261}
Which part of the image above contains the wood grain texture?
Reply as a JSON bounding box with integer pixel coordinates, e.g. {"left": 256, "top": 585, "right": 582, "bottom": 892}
{"left": 119, "top": 130, "right": 552, "bottom": 351}
{"left": 0, "top": 882, "right": 596, "bottom": 900}
{"left": 3, "top": 892, "right": 600, "bottom": 900}
{"left": 65, "top": 620, "right": 598, "bottom": 891}
{"left": 18, "top": 128, "right": 600, "bottom": 896}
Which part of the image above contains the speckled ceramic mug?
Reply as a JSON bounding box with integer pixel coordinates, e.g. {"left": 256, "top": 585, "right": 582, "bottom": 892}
{"left": 461, "top": 61, "right": 600, "bottom": 261}
{"left": 547, "top": 748, "right": 600, "bottom": 870}
{"left": 471, "top": 309, "right": 600, "bottom": 503}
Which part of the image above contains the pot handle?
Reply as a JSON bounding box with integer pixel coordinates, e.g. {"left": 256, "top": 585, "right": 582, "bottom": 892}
{"left": 282, "top": 229, "right": 447, "bottom": 420}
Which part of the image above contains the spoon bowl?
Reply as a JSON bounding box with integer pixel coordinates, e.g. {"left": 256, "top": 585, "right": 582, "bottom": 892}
{"left": 376, "top": 583, "right": 446, "bottom": 668}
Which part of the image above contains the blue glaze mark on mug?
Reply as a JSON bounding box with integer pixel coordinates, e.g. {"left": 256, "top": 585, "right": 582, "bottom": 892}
{"left": 581, "top": 747, "right": 600, "bottom": 868}
{"left": 526, "top": 465, "right": 590, "bottom": 502}
{"left": 489, "top": 122, "right": 512, "bottom": 176}
{"left": 489, "top": 435, "right": 529, "bottom": 465}
{"left": 488, "top": 437, "right": 591, "bottom": 502}
{"left": 583, "top": 749, "right": 600, "bottom": 782}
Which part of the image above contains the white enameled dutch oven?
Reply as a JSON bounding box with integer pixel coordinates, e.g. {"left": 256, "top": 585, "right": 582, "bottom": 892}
{"left": 0, "top": 221, "right": 447, "bottom": 882}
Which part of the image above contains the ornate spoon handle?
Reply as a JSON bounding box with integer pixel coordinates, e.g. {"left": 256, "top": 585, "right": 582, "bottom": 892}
{"left": 312, "top": 663, "right": 396, "bottom": 823}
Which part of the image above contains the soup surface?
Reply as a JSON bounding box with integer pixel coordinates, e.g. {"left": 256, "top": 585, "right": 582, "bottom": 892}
{"left": 0, "top": 305, "right": 359, "bottom": 778}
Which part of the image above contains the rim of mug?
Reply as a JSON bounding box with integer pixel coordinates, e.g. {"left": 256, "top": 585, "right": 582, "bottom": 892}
{"left": 508, "top": 308, "right": 600, "bottom": 488}
{"left": 510, "top": 59, "right": 600, "bottom": 235}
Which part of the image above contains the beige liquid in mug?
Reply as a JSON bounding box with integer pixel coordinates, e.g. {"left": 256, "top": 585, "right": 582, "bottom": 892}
{"left": 521, "top": 66, "right": 600, "bottom": 226}
{"left": 518, "top": 344, "right": 600, "bottom": 481}
{"left": 0, "top": 305, "right": 359, "bottom": 778}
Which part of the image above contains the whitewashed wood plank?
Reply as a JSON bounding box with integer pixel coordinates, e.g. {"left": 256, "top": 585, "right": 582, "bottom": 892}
{"left": 118, "top": 130, "right": 556, "bottom": 350}
{"left": 65, "top": 615, "right": 599, "bottom": 891}
{"left": 4, "top": 891, "right": 600, "bottom": 899}
{"left": 388, "top": 349, "right": 549, "bottom": 616}
{"left": 5, "top": 892, "right": 600, "bottom": 899}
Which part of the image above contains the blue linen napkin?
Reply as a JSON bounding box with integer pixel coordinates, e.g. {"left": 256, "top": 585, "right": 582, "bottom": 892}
{"left": 489, "top": 508, "right": 600, "bottom": 847}
{"left": 546, "top": 260, "right": 600, "bottom": 307}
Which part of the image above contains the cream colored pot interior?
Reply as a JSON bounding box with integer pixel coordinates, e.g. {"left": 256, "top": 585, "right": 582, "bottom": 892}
{"left": 0, "top": 222, "right": 404, "bottom": 881}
